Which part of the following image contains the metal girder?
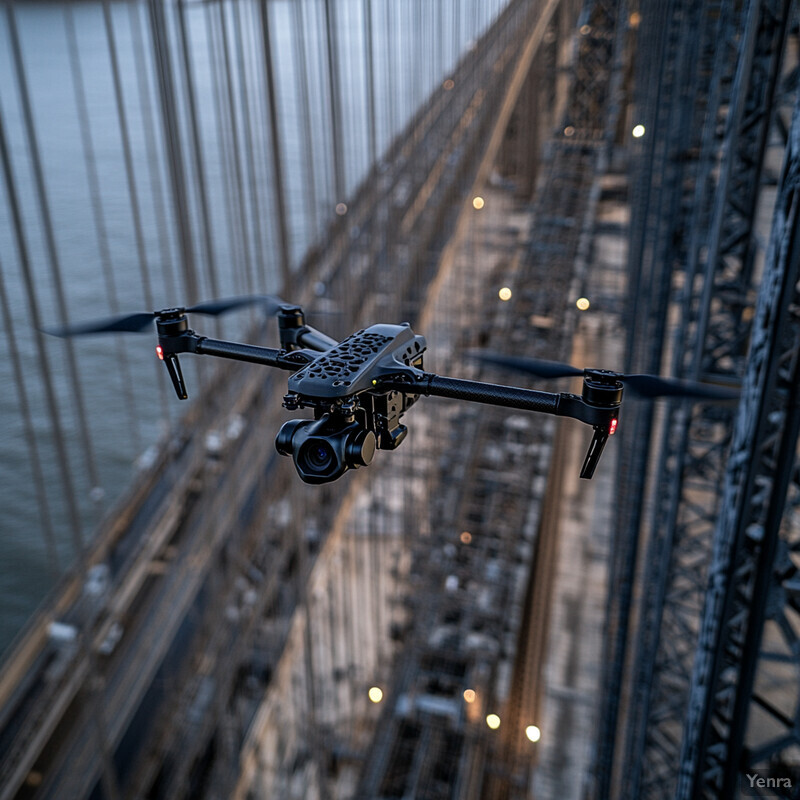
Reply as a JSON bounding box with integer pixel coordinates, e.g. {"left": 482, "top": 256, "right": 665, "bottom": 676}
{"left": 592, "top": 0, "right": 735, "bottom": 794}
{"left": 611, "top": 2, "right": 794, "bottom": 798}
{"left": 735, "top": 456, "right": 800, "bottom": 796}
{"left": 676, "top": 93, "right": 800, "bottom": 799}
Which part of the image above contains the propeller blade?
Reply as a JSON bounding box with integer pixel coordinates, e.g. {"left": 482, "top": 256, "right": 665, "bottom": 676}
{"left": 468, "top": 351, "right": 583, "bottom": 379}
{"left": 45, "top": 295, "right": 292, "bottom": 338}
{"left": 622, "top": 374, "right": 739, "bottom": 400}
{"left": 470, "top": 349, "right": 739, "bottom": 401}
{"left": 46, "top": 312, "right": 157, "bottom": 337}
{"left": 186, "top": 294, "right": 288, "bottom": 316}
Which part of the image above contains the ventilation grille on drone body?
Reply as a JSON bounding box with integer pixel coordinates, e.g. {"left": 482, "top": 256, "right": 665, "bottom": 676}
{"left": 295, "top": 331, "right": 393, "bottom": 386}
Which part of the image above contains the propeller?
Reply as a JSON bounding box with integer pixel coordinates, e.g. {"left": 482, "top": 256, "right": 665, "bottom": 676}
{"left": 45, "top": 295, "right": 290, "bottom": 337}
{"left": 469, "top": 351, "right": 740, "bottom": 401}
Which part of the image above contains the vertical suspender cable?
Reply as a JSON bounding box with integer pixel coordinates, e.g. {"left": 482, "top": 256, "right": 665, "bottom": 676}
{"left": 435, "top": 0, "right": 442, "bottom": 82}
{"left": 385, "top": 0, "right": 396, "bottom": 146}
{"left": 371, "top": 0, "right": 392, "bottom": 676}
{"left": 204, "top": 1, "right": 245, "bottom": 296}
{"left": 0, "top": 259, "right": 60, "bottom": 577}
{"left": 241, "top": 0, "right": 274, "bottom": 284}
{"left": 128, "top": 1, "right": 179, "bottom": 305}
{"left": 310, "top": 0, "right": 332, "bottom": 214}
{"left": 0, "top": 103, "right": 85, "bottom": 560}
{"left": 5, "top": 2, "right": 102, "bottom": 510}
{"left": 324, "top": 0, "right": 346, "bottom": 205}
{"left": 148, "top": 0, "right": 199, "bottom": 305}
{"left": 65, "top": 5, "right": 141, "bottom": 455}
{"left": 455, "top": 0, "right": 461, "bottom": 71}
{"left": 103, "top": 0, "right": 158, "bottom": 312}
{"left": 175, "top": 0, "right": 221, "bottom": 305}
{"left": 231, "top": 0, "right": 267, "bottom": 287}
{"left": 402, "top": 1, "right": 411, "bottom": 128}
{"left": 368, "top": 482, "right": 383, "bottom": 674}
{"left": 217, "top": 1, "right": 256, "bottom": 294}
{"left": 337, "top": 1, "right": 350, "bottom": 190}
{"left": 413, "top": 0, "right": 422, "bottom": 118}
{"left": 363, "top": 0, "right": 377, "bottom": 170}
{"left": 427, "top": 0, "right": 434, "bottom": 95}
{"left": 150, "top": 0, "right": 208, "bottom": 394}
{"left": 258, "top": 0, "right": 292, "bottom": 288}
{"left": 291, "top": 0, "right": 321, "bottom": 250}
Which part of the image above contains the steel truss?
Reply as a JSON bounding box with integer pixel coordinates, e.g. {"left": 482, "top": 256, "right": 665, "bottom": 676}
{"left": 676, "top": 94, "right": 800, "bottom": 798}
{"left": 634, "top": 0, "right": 792, "bottom": 797}
{"left": 593, "top": 0, "right": 796, "bottom": 797}
{"left": 593, "top": 0, "right": 742, "bottom": 793}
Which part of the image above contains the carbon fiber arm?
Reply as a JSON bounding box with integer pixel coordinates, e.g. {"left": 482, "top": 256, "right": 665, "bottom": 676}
{"left": 378, "top": 373, "right": 619, "bottom": 428}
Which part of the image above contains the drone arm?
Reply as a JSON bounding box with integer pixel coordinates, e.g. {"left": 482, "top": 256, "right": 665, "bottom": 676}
{"left": 294, "top": 327, "right": 339, "bottom": 352}
{"left": 379, "top": 373, "right": 618, "bottom": 426}
{"left": 391, "top": 374, "right": 561, "bottom": 415}
{"left": 379, "top": 372, "right": 620, "bottom": 480}
{"left": 194, "top": 337, "right": 295, "bottom": 369}
{"left": 156, "top": 331, "right": 312, "bottom": 399}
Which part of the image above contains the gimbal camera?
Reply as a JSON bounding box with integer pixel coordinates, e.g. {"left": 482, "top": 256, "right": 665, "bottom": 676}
{"left": 49, "top": 296, "right": 738, "bottom": 484}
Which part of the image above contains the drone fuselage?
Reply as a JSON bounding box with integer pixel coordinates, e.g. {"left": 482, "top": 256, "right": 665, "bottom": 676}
{"left": 276, "top": 324, "right": 424, "bottom": 482}
{"left": 149, "top": 307, "right": 621, "bottom": 483}
{"left": 48, "top": 296, "right": 736, "bottom": 485}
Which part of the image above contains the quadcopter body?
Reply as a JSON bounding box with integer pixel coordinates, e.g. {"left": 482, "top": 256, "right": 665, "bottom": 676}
{"left": 49, "top": 296, "right": 736, "bottom": 484}
{"left": 150, "top": 303, "right": 622, "bottom": 482}
{"left": 276, "top": 322, "right": 425, "bottom": 483}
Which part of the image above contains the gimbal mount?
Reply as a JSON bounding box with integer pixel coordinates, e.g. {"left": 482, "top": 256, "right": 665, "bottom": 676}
{"left": 153, "top": 304, "right": 621, "bottom": 483}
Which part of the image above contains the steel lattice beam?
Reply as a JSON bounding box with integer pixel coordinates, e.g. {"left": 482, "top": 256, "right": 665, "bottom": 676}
{"left": 614, "top": 2, "right": 794, "bottom": 799}
{"left": 676, "top": 93, "right": 800, "bottom": 799}
{"left": 736, "top": 454, "right": 800, "bottom": 795}
{"left": 592, "top": 1, "right": 735, "bottom": 794}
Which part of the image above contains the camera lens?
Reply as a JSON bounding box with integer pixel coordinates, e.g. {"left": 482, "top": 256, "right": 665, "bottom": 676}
{"left": 276, "top": 415, "right": 368, "bottom": 484}
{"left": 297, "top": 438, "right": 337, "bottom": 477}
{"left": 306, "top": 441, "right": 335, "bottom": 470}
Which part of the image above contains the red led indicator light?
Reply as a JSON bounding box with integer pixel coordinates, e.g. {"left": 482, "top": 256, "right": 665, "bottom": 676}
{"left": 609, "top": 418, "right": 618, "bottom": 435}
{"left": 156, "top": 345, "right": 164, "bottom": 361}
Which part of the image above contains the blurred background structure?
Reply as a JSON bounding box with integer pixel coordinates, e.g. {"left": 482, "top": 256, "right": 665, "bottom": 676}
{"left": 0, "top": 0, "right": 798, "bottom": 798}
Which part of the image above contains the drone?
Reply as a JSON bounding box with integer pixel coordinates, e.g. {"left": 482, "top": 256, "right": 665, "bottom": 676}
{"left": 49, "top": 296, "right": 738, "bottom": 484}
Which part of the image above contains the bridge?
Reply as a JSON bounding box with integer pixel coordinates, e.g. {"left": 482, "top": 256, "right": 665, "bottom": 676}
{"left": 0, "top": 1, "right": 798, "bottom": 799}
